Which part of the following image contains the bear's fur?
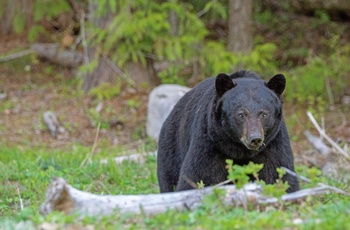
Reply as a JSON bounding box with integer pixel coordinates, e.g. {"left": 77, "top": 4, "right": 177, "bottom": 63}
{"left": 157, "top": 70, "right": 299, "bottom": 193}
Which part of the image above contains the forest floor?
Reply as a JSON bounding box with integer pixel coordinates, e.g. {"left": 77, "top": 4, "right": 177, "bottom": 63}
{"left": 0, "top": 51, "right": 349, "bottom": 161}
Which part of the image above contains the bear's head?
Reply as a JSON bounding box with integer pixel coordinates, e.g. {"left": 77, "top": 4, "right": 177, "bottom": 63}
{"left": 214, "top": 72, "right": 285, "bottom": 154}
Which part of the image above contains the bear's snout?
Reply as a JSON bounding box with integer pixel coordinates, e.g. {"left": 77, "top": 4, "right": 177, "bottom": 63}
{"left": 241, "top": 120, "right": 265, "bottom": 151}
{"left": 247, "top": 134, "right": 264, "bottom": 150}
{"left": 248, "top": 135, "right": 263, "bottom": 146}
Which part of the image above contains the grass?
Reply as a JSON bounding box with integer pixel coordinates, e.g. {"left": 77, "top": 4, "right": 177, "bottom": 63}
{"left": 1, "top": 144, "right": 350, "bottom": 229}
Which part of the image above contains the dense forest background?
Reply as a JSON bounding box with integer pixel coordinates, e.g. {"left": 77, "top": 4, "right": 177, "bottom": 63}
{"left": 0, "top": 0, "right": 350, "bottom": 148}
{"left": 1, "top": 1, "right": 350, "bottom": 228}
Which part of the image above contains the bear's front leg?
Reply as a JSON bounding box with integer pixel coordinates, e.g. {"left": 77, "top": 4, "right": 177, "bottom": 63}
{"left": 176, "top": 151, "right": 228, "bottom": 191}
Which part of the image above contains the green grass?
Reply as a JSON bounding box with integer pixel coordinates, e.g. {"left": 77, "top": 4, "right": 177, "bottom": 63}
{"left": 1, "top": 144, "right": 350, "bottom": 229}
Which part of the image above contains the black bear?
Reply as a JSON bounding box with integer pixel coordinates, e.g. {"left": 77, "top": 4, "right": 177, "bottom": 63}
{"left": 157, "top": 70, "right": 299, "bottom": 193}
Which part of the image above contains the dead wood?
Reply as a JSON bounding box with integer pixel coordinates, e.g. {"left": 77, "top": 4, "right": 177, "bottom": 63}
{"left": 42, "top": 111, "right": 67, "bottom": 138}
{"left": 100, "top": 151, "right": 157, "bottom": 165}
{"left": 0, "top": 49, "right": 34, "bottom": 62}
{"left": 31, "top": 43, "right": 83, "bottom": 68}
{"left": 304, "top": 130, "right": 332, "bottom": 155}
{"left": 40, "top": 177, "right": 342, "bottom": 217}
{"left": 0, "top": 44, "right": 83, "bottom": 68}
{"left": 306, "top": 111, "right": 349, "bottom": 158}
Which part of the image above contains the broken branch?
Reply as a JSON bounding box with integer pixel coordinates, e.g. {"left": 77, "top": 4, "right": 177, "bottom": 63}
{"left": 306, "top": 111, "right": 349, "bottom": 158}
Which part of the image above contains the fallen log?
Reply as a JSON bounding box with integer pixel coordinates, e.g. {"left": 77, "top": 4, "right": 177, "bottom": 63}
{"left": 31, "top": 43, "right": 83, "bottom": 68}
{"left": 0, "top": 44, "right": 83, "bottom": 68}
{"left": 39, "top": 177, "right": 342, "bottom": 217}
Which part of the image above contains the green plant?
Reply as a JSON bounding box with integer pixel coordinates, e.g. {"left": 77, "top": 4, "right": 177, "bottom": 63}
{"left": 285, "top": 35, "right": 350, "bottom": 105}
{"left": 314, "top": 9, "right": 330, "bottom": 23}
{"left": 196, "top": 180, "right": 205, "bottom": 189}
{"left": 89, "top": 82, "right": 122, "bottom": 100}
{"left": 258, "top": 168, "right": 290, "bottom": 197}
{"left": 158, "top": 64, "right": 187, "bottom": 85}
{"left": 84, "top": 107, "right": 111, "bottom": 129}
{"left": 226, "top": 159, "right": 263, "bottom": 189}
{"left": 200, "top": 42, "right": 278, "bottom": 81}
{"left": 90, "top": 0, "right": 207, "bottom": 67}
{"left": 126, "top": 98, "right": 142, "bottom": 109}
{"left": 226, "top": 160, "right": 290, "bottom": 196}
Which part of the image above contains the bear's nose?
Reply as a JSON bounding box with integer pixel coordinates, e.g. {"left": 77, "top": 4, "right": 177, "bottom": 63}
{"left": 249, "top": 136, "right": 263, "bottom": 146}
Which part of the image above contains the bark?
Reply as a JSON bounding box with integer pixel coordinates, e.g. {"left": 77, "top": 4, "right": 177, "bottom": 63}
{"left": 169, "top": 10, "right": 178, "bottom": 35}
{"left": 39, "top": 177, "right": 341, "bottom": 217}
{"left": 126, "top": 58, "right": 160, "bottom": 86}
{"left": 227, "top": 0, "right": 253, "bottom": 54}
{"left": 82, "top": 55, "right": 116, "bottom": 92}
{"left": 23, "top": 0, "right": 34, "bottom": 29}
{"left": 0, "top": 0, "right": 34, "bottom": 37}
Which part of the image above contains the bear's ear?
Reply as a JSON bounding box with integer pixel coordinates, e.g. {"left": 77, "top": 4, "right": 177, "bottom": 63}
{"left": 215, "top": 73, "right": 236, "bottom": 97}
{"left": 267, "top": 74, "right": 286, "bottom": 96}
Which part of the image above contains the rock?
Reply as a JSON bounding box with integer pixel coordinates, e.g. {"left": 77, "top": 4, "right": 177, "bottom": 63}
{"left": 146, "top": 84, "right": 190, "bottom": 142}
{"left": 0, "top": 93, "right": 7, "bottom": 100}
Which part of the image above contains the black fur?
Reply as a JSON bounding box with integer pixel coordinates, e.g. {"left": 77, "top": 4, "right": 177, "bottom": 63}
{"left": 157, "top": 70, "right": 299, "bottom": 193}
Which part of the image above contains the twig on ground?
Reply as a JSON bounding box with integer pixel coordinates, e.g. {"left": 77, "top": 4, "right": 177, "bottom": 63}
{"left": 0, "top": 49, "right": 34, "bottom": 62}
{"left": 307, "top": 111, "right": 349, "bottom": 158}
{"left": 80, "top": 122, "right": 101, "bottom": 168}
{"left": 17, "top": 187, "right": 23, "bottom": 211}
{"left": 100, "top": 151, "right": 157, "bottom": 165}
{"left": 317, "top": 183, "right": 350, "bottom": 196}
{"left": 280, "top": 167, "right": 312, "bottom": 183}
{"left": 282, "top": 166, "right": 350, "bottom": 197}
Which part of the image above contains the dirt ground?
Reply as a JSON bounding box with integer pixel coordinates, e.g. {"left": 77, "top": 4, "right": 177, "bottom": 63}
{"left": 1, "top": 58, "right": 349, "bottom": 154}
{"left": 0, "top": 55, "right": 149, "bottom": 151}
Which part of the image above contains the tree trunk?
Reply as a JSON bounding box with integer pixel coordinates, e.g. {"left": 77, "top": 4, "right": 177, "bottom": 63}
{"left": 82, "top": 1, "right": 160, "bottom": 92}
{"left": 227, "top": 0, "right": 253, "bottom": 54}
{"left": 126, "top": 58, "right": 160, "bottom": 87}
{"left": 0, "top": 0, "right": 34, "bottom": 38}
{"left": 81, "top": 1, "right": 114, "bottom": 92}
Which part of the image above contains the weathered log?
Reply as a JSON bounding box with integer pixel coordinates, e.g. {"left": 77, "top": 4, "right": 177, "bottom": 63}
{"left": 40, "top": 177, "right": 340, "bottom": 217}
{"left": 31, "top": 43, "right": 83, "bottom": 68}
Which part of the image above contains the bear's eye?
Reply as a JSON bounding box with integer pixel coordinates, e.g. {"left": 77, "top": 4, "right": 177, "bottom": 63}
{"left": 237, "top": 112, "right": 245, "bottom": 119}
{"left": 259, "top": 112, "right": 268, "bottom": 118}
